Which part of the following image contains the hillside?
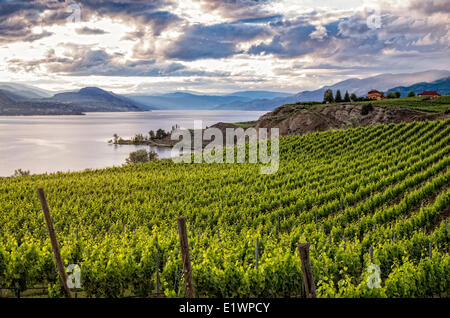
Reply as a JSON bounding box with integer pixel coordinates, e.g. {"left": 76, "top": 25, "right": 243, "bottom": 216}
{"left": 126, "top": 91, "right": 291, "bottom": 110}
{"left": 387, "top": 77, "right": 450, "bottom": 97}
{"left": 216, "top": 70, "right": 450, "bottom": 110}
{"left": 0, "top": 82, "right": 53, "bottom": 99}
{"left": 0, "top": 120, "right": 449, "bottom": 297}
{"left": 249, "top": 101, "right": 449, "bottom": 136}
{"left": 49, "top": 87, "right": 147, "bottom": 112}
{"left": 0, "top": 91, "right": 84, "bottom": 116}
{"left": 360, "top": 95, "right": 450, "bottom": 113}
{"left": 0, "top": 84, "right": 150, "bottom": 115}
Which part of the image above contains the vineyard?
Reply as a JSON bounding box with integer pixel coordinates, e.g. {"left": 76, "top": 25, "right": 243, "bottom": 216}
{"left": 0, "top": 119, "right": 449, "bottom": 298}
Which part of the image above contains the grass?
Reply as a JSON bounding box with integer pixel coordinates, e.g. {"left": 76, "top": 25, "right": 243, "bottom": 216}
{"left": 359, "top": 95, "right": 450, "bottom": 113}
{"left": 233, "top": 121, "right": 257, "bottom": 128}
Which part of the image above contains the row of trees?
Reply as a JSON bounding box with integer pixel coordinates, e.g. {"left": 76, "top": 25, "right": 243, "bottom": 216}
{"left": 323, "top": 89, "right": 416, "bottom": 104}
{"left": 323, "top": 89, "right": 354, "bottom": 103}
{"left": 111, "top": 125, "right": 180, "bottom": 145}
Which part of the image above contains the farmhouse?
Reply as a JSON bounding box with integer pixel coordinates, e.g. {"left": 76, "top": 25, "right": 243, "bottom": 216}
{"left": 418, "top": 91, "right": 440, "bottom": 99}
{"left": 367, "top": 89, "right": 384, "bottom": 100}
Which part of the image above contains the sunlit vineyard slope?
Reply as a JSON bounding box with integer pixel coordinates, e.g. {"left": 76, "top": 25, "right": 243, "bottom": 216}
{"left": 0, "top": 120, "right": 449, "bottom": 297}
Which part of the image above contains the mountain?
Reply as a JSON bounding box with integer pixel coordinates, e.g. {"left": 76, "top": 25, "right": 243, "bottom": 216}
{"left": 226, "top": 91, "right": 292, "bottom": 99}
{"left": 0, "top": 85, "right": 149, "bottom": 115}
{"left": 295, "top": 70, "right": 450, "bottom": 102}
{"left": 0, "top": 82, "right": 53, "bottom": 99}
{"left": 216, "top": 70, "right": 450, "bottom": 110}
{"left": 126, "top": 90, "right": 293, "bottom": 110}
{"left": 0, "top": 90, "right": 84, "bottom": 115}
{"left": 387, "top": 77, "right": 450, "bottom": 97}
{"left": 216, "top": 95, "right": 299, "bottom": 111}
{"left": 48, "top": 87, "right": 148, "bottom": 112}
{"left": 252, "top": 103, "right": 446, "bottom": 137}
{"left": 126, "top": 92, "right": 249, "bottom": 110}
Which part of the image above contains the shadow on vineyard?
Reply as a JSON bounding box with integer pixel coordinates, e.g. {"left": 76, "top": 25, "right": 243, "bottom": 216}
{"left": 0, "top": 120, "right": 449, "bottom": 298}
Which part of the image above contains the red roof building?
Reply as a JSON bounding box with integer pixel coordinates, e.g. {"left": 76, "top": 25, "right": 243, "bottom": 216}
{"left": 418, "top": 91, "right": 440, "bottom": 98}
{"left": 367, "top": 89, "right": 384, "bottom": 100}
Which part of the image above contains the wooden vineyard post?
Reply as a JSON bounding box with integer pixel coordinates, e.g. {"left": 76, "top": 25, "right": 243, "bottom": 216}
{"left": 297, "top": 243, "right": 316, "bottom": 298}
{"left": 177, "top": 216, "right": 195, "bottom": 298}
{"left": 156, "top": 236, "right": 161, "bottom": 296}
{"left": 37, "top": 187, "right": 72, "bottom": 298}
{"left": 255, "top": 237, "right": 259, "bottom": 269}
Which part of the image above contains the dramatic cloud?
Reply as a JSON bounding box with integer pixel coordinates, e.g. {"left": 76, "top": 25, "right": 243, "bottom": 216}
{"left": 0, "top": 0, "right": 181, "bottom": 43}
{"left": 75, "top": 27, "right": 108, "bottom": 35}
{"left": 7, "top": 44, "right": 229, "bottom": 78}
{"left": 164, "top": 22, "right": 272, "bottom": 60}
{"left": 409, "top": 0, "right": 450, "bottom": 14}
{"left": 0, "top": 0, "right": 449, "bottom": 93}
{"left": 196, "top": 0, "right": 274, "bottom": 20}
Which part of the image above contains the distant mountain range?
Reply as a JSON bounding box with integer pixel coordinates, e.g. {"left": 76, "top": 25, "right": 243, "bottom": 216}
{"left": 215, "top": 70, "right": 450, "bottom": 110}
{"left": 387, "top": 77, "right": 450, "bottom": 97}
{"left": 125, "top": 91, "right": 292, "bottom": 110}
{"left": 46, "top": 87, "right": 146, "bottom": 112}
{"left": 0, "top": 86, "right": 146, "bottom": 115}
{"left": 1, "top": 70, "right": 449, "bottom": 115}
{"left": 0, "top": 90, "right": 84, "bottom": 115}
{"left": 0, "top": 82, "right": 53, "bottom": 99}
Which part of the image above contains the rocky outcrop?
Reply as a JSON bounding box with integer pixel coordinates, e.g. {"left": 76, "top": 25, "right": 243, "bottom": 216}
{"left": 254, "top": 103, "right": 447, "bottom": 136}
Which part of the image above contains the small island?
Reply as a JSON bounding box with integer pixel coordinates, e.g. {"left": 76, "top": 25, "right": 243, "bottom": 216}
{"left": 108, "top": 125, "right": 179, "bottom": 147}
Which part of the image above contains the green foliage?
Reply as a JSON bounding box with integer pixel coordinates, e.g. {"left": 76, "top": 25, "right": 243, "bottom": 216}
{"left": 387, "top": 92, "right": 396, "bottom": 99}
{"left": 344, "top": 91, "right": 351, "bottom": 102}
{"left": 125, "top": 149, "right": 158, "bottom": 165}
{"left": 0, "top": 120, "right": 449, "bottom": 297}
{"left": 12, "top": 169, "right": 30, "bottom": 177}
{"left": 361, "top": 103, "right": 374, "bottom": 115}
{"left": 323, "top": 89, "right": 334, "bottom": 104}
{"left": 335, "top": 90, "right": 343, "bottom": 103}
{"left": 359, "top": 95, "right": 450, "bottom": 113}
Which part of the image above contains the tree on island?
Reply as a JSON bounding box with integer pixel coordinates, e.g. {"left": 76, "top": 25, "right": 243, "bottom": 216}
{"left": 156, "top": 128, "right": 169, "bottom": 139}
{"left": 323, "top": 89, "right": 334, "bottom": 103}
{"left": 149, "top": 130, "right": 155, "bottom": 140}
{"left": 335, "top": 89, "right": 343, "bottom": 103}
{"left": 113, "top": 133, "right": 119, "bottom": 144}
{"left": 13, "top": 169, "right": 30, "bottom": 177}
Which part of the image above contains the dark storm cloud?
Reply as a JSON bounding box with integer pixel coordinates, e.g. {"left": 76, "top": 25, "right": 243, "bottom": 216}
{"left": 0, "top": 0, "right": 181, "bottom": 43}
{"left": 9, "top": 45, "right": 184, "bottom": 76}
{"left": 248, "top": 22, "right": 317, "bottom": 58}
{"left": 0, "top": 0, "right": 63, "bottom": 44}
{"left": 75, "top": 26, "right": 108, "bottom": 35}
{"left": 164, "top": 22, "right": 272, "bottom": 61}
{"left": 8, "top": 44, "right": 227, "bottom": 77}
{"left": 246, "top": 7, "right": 449, "bottom": 67}
{"left": 196, "top": 0, "right": 273, "bottom": 20}
{"left": 2, "top": 0, "right": 449, "bottom": 79}
{"left": 409, "top": 0, "right": 450, "bottom": 14}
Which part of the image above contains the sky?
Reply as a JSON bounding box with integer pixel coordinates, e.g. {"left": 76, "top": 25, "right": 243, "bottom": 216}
{"left": 0, "top": 0, "right": 449, "bottom": 94}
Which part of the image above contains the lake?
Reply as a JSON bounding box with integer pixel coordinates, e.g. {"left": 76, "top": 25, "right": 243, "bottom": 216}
{"left": 0, "top": 110, "right": 266, "bottom": 177}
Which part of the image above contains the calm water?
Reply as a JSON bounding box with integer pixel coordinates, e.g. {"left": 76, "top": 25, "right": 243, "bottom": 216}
{"left": 0, "top": 110, "right": 265, "bottom": 177}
